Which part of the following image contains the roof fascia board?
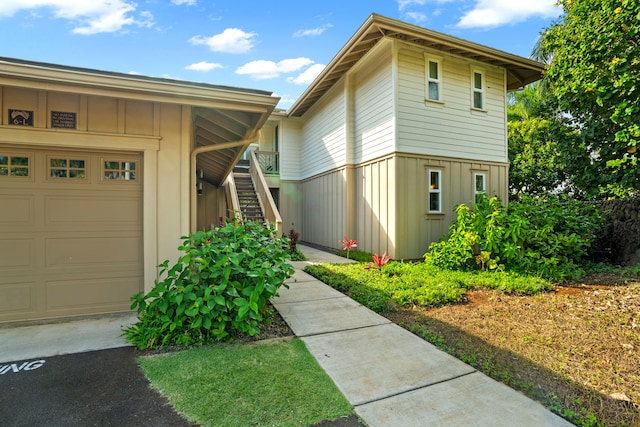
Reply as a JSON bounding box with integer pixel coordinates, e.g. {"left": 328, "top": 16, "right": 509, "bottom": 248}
{"left": 0, "top": 60, "right": 279, "bottom": 112}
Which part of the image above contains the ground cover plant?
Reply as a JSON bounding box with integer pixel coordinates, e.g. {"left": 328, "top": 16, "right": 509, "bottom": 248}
{"left": 306, "top": 259, "right": 640, "bottom": 426}
{"left": 124, "top": 220, "right": 294, "bottom": 349}
{"left": 139, "top": 338, "right": 354, "bottom": 427}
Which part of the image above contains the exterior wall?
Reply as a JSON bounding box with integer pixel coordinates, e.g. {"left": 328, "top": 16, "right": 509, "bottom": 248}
{"left": 354, "top": 155, "right": 396, "bottom": 257}
{"left": 0, "top": 86, "right": 191, "bottom": 294}
{"left": 394, "top": 153, "right": 508, "bottom": 260}
{"left": 279, "top": 180, "right": 302, "bottom": 234}
{"left": 396, "top": 43, "right": 508, "bottom": 163}
{"left": 197, "top": 182, "right": 226, "bottom": 230}
{"left": 300, "top": 81, "right": 346, "bottom": 179}
{"left": 352, "top": 41, "right": 395, "bottom": 164}
{"left": 278, "top": 118, "right": 301, "bottom": 181}
{"left": 300, "top": 168, "right": 348, "bottom": 249}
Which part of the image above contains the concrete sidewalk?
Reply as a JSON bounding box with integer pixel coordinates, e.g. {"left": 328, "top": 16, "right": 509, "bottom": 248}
{"left": 273, "top": 245, "right": 574, "bottom": 427}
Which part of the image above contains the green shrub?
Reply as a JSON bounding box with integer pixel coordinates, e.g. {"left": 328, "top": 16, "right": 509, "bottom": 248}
{"left": 123, "top": 221, "right": 294, "bottom": 349}
{"left": 424, "top": 194, "right": 606, "bottom": 280}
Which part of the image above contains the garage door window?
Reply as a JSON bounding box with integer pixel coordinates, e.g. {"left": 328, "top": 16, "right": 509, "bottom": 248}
{"left": 103, "top": 160, "right": 137, "bottom": 181}
{"left": 49, "top": 158, "right": 87, "bottom": 179}
{"left": 0, "top": 155, "right": 30, "bottom": 177}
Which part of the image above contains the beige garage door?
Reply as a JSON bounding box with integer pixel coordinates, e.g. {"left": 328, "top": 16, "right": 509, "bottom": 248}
{"left": 0, "top": 147, "right": 143, "bottom": 323}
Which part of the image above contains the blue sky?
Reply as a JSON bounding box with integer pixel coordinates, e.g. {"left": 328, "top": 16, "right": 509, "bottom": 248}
{"left": 0, "top": 0, "right": 562, "bottom": 109}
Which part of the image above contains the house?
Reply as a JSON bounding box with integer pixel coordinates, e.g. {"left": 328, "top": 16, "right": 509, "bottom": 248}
{"left": 254, "top": 14, "right": 544, "bottom": 259}
{"left": 0, "top": 14, "right": 543, "bottom": 324}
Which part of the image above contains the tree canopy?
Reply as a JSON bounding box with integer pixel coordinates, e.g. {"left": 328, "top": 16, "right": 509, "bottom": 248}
{"left": 540, "top": 0, "right": 639, "bottom": 197}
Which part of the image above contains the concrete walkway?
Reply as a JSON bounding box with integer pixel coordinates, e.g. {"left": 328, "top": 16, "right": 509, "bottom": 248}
{"left": 273, "top": 245, "right": 574, "bottom": 427}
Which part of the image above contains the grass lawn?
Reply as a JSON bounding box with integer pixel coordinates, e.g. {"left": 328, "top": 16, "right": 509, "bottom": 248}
{"left": 139, "top": 338, "right": 354, "bottom": 427}
{"left": 305, "top": 260, "right": 640, "bottom": 427}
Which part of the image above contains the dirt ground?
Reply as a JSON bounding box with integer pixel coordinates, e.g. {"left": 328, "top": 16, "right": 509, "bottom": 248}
{"left": 385, "top": 272, "right": 640, "bottom": 427}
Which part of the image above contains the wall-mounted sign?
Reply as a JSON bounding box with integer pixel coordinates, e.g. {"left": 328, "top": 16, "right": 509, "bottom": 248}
{"left": 8, "top": 109, "right": 33, "bottom": 126}
{"left": 51, "top": 111, "right": 77, "bottom": 129}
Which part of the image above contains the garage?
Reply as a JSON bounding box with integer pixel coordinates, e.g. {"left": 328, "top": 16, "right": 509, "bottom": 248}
{"left": 0, "top": 147, "right": 143, "bottom": 323}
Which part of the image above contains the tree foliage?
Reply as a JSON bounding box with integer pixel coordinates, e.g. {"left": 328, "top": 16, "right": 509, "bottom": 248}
{"left": 541, "top": 0, "right": 640, "bottom": 197}
{"left": 507, "top": 85, "right": 578, "bottom": 197}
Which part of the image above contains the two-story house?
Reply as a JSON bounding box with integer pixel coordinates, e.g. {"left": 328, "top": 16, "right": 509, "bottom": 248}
{"left": 0, "top": 14, "right": 543, "bottom": 323}
{"left": 252, "top": 14, "right": 544, "bottom": 260}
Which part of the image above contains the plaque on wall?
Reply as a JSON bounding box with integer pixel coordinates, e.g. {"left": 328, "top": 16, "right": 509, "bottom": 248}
{"left": 51, "top": 111, "right": 77, "bottom": 129}
{"left": 8, "top": 109, "right": 34, "bottom": 126}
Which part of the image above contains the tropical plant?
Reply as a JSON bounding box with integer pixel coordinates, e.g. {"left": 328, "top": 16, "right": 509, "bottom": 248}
{"left": 123, "top": 221, "right": 294, "bottom": 349}
{"left": 366, "top": 252, "right": 390, "bottom": 270}
{"left": 424, "top": 194, "right": 606, "bottom": 280}
{"left": 540, "top": 0, "right": 640, "bottom": 197}
{"left": 339, "top": 237, "right": 358, "bottom": 259}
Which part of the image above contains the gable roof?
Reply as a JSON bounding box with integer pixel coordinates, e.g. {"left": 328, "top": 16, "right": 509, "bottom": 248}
{"left": 288, "top": 13, "right": 545, "bottom": 118}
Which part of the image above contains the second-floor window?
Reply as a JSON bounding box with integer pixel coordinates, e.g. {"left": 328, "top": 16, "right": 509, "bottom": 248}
{"left": 425, "top": 56, "right": 442, "bottom": 102}
{"left": 472, "top": 70, "right": 485, "bottom": 110}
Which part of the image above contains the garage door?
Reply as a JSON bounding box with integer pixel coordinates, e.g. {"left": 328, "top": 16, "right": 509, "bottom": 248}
{"left": 0, "top": 147, "right": 143, "bottom": 323}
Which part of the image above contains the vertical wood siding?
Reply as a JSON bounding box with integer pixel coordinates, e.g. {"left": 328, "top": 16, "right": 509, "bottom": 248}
{"left": 300, "top": 168, "right": 347, "bottom": 249}
{"left": 396, "top": 45, "right": 507, "bottom": 163}
{"left": 394, "top": 153, "right": 508, "bottom": 260}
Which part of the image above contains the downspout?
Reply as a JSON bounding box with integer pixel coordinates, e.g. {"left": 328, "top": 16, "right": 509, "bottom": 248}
{"left": 190, "top": 131, "right": 260, "bottom": 233}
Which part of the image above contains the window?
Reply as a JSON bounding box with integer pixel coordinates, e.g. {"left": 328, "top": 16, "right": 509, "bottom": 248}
{"left": 49, "top": 157, "right": 86, "bottom": 179}
{"left": 472, "top": 70, "right": 485, "bottom": 110}
{"left": 428, "top": 169, "right": 442, "bottom": 213}
{"left": 425, "top": 56, "right": 442, "bottom": 102}
{"left": 474, "top": 172, "right": 486, "bottom": 202}
{"left": 103, "top": 160, "right": 137, "bottom": 181}
{"left": 0, "top": 154, "right": 30, "bottom": 177}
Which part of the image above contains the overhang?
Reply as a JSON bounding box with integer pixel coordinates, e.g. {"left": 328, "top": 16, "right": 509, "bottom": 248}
{"left": 0, "top": 56, "right": 279, "bottom": 186}
{"left": 288, "top": 13, "right": 546, "bottom": 118}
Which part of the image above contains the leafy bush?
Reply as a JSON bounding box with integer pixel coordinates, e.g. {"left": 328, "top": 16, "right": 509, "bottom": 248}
{"left": 123, "top": 221, "right": 294, "bottom": 349}
{"left": 286, "top": 228, "right": 306, "bottom": 261}
{"left": 424, "top": 194, "right": 606, "bottom": 280}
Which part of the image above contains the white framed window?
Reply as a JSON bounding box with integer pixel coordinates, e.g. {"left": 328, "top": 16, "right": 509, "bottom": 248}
{"left": 425, "top": 55, "right": 442, "bottom": 102}
{"left": 474, "top": 172, "right": 486, "bottom": 202}
{"left": 472, "top": 69, "right": 485, "bottom": 110}
{"left": 428, "top": 169, "right": 442, "bottom": 213}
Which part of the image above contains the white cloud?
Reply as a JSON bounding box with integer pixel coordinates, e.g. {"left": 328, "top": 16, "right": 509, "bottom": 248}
{"left": 293, "top": 24, "right": 333, "bottom": 38}
{"left": 288, "top": 63, "right": 325, "bottom": 85}
{"left": 404, "top": 11, "right": 429, "bottom": 23}
{"left": 456, "top": 0, "right": 558, "bottom": 29}
{"left": 190, "top": 28, "right": 257, "bottom": 54}
{"left": 236, "top": 58, "right": 314, "bottom": 80}
{"left": 398, "top": 0, "right": 454, "bottom": 11}
{"left": 185, "top": 61, "right": 223, "bottom": 72}
{"left": 0, "top": 0, "right": 153, "bottom": 34}
{"left": 184, "top": 61, "right": 223, "bottom": 73}
{"left": 171, "top": 0, "right": 196, "bottom": 5}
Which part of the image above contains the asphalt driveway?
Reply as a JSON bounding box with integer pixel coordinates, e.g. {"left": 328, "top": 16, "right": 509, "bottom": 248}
{"left": 0, "top": 346, "right": 193, "bottom": 427}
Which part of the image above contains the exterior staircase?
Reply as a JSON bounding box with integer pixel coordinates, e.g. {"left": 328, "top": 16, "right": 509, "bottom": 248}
{"left": 233, "top": 171, "right": 265, "bottom": 224}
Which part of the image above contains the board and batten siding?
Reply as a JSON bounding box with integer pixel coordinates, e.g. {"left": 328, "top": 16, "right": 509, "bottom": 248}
{"left": 352, "top": 42, "right": 395, "bottom": 165}
{"left": 354, "top": 155, "right": 396, "bottom": 258}
{"left": 395, "top": 44, "right": 508, "bottom": 163}
{"left": 394, "top": 153, "right": 508, "bottom": 260}
{"left": 300, "top": 81, "right": 347, "bottom": 180}
{"left": 300, "top": 168, "right": 348, "bottom": 249}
